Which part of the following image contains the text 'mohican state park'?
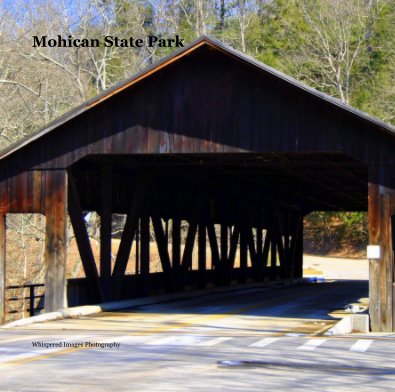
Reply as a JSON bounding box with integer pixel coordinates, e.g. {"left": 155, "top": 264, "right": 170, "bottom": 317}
{"left": 33, "top": 35, "right": 185, "bottom": 48}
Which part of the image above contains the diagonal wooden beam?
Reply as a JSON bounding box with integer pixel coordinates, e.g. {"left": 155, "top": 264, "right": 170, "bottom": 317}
{"left": 256, "top": 224, "right": 263, "bottom": 261}
{"left": 151, "top": 215, "right": 172, "bottom": 273}
{"left": 270, "top": 211, "right": 278, "bottom": 270}
{"left": 255, "top": 222, "right": 265, "bottom": 279}
{"left": 275, "top": 212, "right": 286, "bottom": 278}
{"left": 181, "top": 200, "right": 203, "bottom": 271}
{"left": 68, "top": 172, "right": 103, "bottom": 304}
{"left": 150, "top": 183, "right": 172, "bottom": 275}
{"left": 112, "top": 179, "right": 146, "bottom": 297}
{"left": 181, "top": 221, "right": 198, "bottom": 271}
{"left": 207, "top": 221, "right": 220, "bottom": 270}
{"left": 172, "top": 217, "right": 181, "bottom": 270}
{"left": 246, "top": 226, "right": 258, "bottom": 269}
{"left": 228, "top": 225, "right": 240, "bottom": 269}
{"left": 262, "top": 226, "right": 272, "bottom": 272}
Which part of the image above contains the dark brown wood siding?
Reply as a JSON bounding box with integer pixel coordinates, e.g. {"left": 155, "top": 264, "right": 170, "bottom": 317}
{"left": 0, "top": 46, "right": 393, "bottom": 180}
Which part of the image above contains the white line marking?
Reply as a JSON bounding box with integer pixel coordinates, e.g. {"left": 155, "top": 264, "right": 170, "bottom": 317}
{"left": 0, "top": 335, "right": 44, "bottom": 344}
{"left": 0, "top": 347, "right": 64, "bottom": 363}
{"left": 145, "top": 336, "right": 179, "bottom": 345}
{"left": 297, "top": 339, "right": 326, "bottom": 350}
{"left": 197, "top": 337, "right": 232, "bottom": 347}
{"left": 350, "top": 339, "right": 373, "bottom": 353}
{"left": 58, "top": 335, "right": 92, "bottom": 342}
{"left": 96, "top": 336, "right": 133, "bottom": 344}
{"left": 248, "top": 337, "right": 280, "bottom": 348}
{"left": 0, "top": 347, "right": 23, "bottom": 353}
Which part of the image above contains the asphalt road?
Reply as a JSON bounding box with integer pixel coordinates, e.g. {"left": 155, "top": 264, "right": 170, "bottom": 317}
{"left": 2, "top": 280, "right": 394, "bottom": 391}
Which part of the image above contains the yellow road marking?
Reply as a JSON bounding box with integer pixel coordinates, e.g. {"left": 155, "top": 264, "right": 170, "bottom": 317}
{"left": 2, "top": 345, "right": 88, "bottom": 367}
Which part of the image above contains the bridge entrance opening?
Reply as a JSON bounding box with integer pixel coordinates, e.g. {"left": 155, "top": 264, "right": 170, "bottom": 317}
{"left": 63, "top": 153, "right": 368, "bottom": 306}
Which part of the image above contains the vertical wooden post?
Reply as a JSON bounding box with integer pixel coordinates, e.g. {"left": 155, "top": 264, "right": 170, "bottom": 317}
{"left": 284, "top": 211, "right": 290, "bottom": 279}
{"left": 275, "top": 211, "right": 286, "bottom": 279}
{"left": 262, "top": 224, "right": 272, "bottom": 280}
{"left": 0, "top": 214, "right": 5, "bottom": 323}
{"left": 220, "top": 224, "right": 228, "bottom": 265}
{"left": 239, "top": 213, "right": 247, "bottom": 284}
{"left": 172, "top": 217, "right": 181, "bottom": 269}
{"left": 246, "top": 227, "right": 258, "bottom": 271}
{"left": 165, "top": 220, "right": 169, "bottom": 243}
{"left": 135, "top": 219, "right": 140, "bottom": 275}
{"left": 228, "top": 225, "right": 240, "bottom": 270}
{"left": 140, "top": 215, "right": 150, "bottom": 294}
{"left": 294, "top": 212, "right": 303, "bottom": 278}
{"left": 270, "top": 211, "right": 277, "bottom": 277}
{"left": 256, "top": 222, "right": 263, "bottom": 278}
{"left": 207, "top": 211, "right": 220, "bottom": 271}
{"left": 141, "top": 215, "right": 150, "bottom": 276}
{"left": 172, "top": 217, "right": 181, "bottom": 291}
{"left": 29, "top": 285, "right": 35, "bottom": 317}
{"left": 368, "top": 166, "right": 394, "bottom": 332}
{"left": 288, "top": 211, "right": 297, "bottom": 280}
{"left": 198, "top": 222, "right": 206, "bottom": 288}
{"left": 100, "top": 165, "right": 112, "bottom": 301}
{"left": 219, "top": 222, "right": 228, "bottom": 283}
{"left": 45, "top": 170, "right": 67, "bottom": 312}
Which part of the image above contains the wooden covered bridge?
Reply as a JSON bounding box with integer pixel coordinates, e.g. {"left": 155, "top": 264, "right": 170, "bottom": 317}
{"left": 0, "top": 37, "right": 394, "bottom": 331}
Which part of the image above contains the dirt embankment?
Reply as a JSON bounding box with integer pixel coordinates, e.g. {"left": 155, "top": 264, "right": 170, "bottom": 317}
{"left": 304, "top": 213, "right": 367, "bottom": 259}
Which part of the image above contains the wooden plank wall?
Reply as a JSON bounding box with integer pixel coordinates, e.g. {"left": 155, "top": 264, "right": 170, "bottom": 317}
{"left": 0, "top": 170, "right": 45, "bottom": 214}
{"left": 0, "top": 47, "right": 394, "bottom": 174}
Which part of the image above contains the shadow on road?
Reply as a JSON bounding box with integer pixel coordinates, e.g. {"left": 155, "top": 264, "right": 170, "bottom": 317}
{"left": 112, "top": 280, "right": 368, "bottom": 319}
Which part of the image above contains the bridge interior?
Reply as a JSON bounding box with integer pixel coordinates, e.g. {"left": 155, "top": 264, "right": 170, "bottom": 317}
{"left": 67, "top": 152, "right": 368, "bottom": 305}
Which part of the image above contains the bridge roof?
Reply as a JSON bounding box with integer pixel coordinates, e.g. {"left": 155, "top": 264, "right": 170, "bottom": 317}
{"left": 0, "top": 35, "right": 394, "bottom": 162}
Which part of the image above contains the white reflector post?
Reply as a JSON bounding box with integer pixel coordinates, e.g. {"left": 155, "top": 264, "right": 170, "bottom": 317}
{"left": 367, "top": 245, "right": 381, "bottom": 259}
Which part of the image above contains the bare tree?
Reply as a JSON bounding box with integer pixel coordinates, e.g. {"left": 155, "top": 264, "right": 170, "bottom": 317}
{"left": 234, "top": 0, "right": 257, "bottom": 52}
{"left": 150, "top": 0, "right": 208, "bottom": 37}
{"left": 0, "top": 0, "right": 154, "bottom": 150}
{"left": 297, "top": 0, "right": 383, "bottom": 103}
